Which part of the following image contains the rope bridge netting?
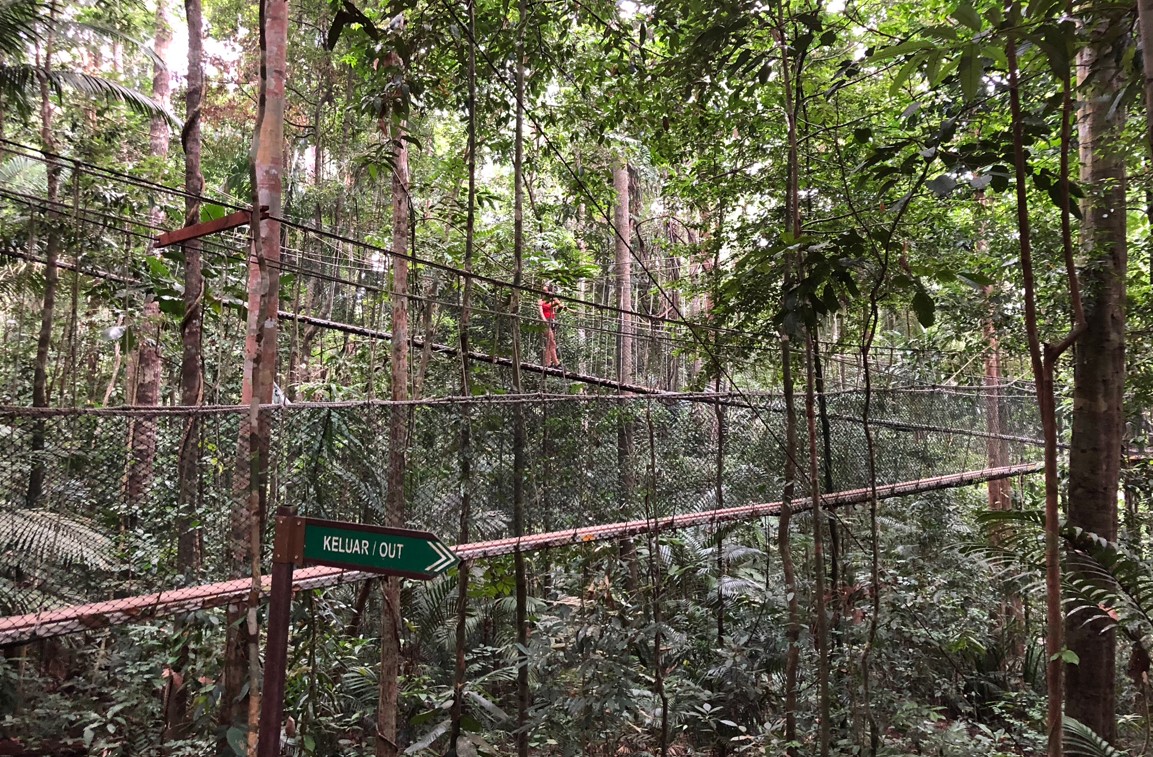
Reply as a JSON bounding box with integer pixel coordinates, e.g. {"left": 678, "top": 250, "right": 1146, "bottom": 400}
{"left": 0, "top": 386, "right": 1042, "bottom": 643}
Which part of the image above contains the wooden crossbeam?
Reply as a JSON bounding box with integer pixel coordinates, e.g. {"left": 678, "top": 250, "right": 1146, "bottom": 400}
{"left": 154, "top": 206, "right": 269, "bottom": 248}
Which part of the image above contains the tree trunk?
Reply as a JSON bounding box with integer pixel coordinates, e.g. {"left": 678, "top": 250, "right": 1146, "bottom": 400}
{"left": 376, "top": 114, "right": 410, "bottom": 757}
{"left": 448, "top": 4, "right": 477, "bottom": 751}
{"left": 149, "top": 0, "right": 171, "bottom": 155}
{"left": 511, "top": 5, "right": 530, "bottom": 754}
{"left": 163, "top": 0, "right": 205, "bottom": 740}
{"left": 1066, "top": 7, "right": 1127, "bottom": 743}
{"left": 27, "top": 10, "right": 59, "bottom": 507}
{"left": 1139, "top": 0, "right": 1153, "bottom": 160}
{"left": 126, "top": 0, "right": 172, "bottom": 507}
{"left": 778, "top": 328, "right": 800, "bottom": 755}
{"left": 614, "top": 159, "right": 639, "bottom": 591}
{"left": 219, "top": 0, "right": 286, "bottom": 750}
{"left": 1007, "top": 21, "right": 1076, "bottom": 755}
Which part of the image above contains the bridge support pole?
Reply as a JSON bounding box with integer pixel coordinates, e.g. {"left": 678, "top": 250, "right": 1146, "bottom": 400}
{"left": 257, "top": 511, "right": 300, "bottom": 757}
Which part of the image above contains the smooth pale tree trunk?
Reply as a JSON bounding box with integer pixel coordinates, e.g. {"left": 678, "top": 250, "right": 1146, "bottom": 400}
{"left": 377, "top": 116, "right": 409, "bottom": 757}
{"left": 164, "top": 0, "right": 205, "bottom": 740}
{"left": 149, "top": 0, "right": 171, "bottom": 156}
{"left": 1066, "top": 7, "right": 1127, "bottom": 743}
{"left": 614, "top": 159, "right": 639, "bottom": 592}
{"left": 219, "top": 0, "right": 286, "bottom": 751}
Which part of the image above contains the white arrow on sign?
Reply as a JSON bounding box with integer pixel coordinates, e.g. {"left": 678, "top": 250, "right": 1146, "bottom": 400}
{"left": 426, "top": 540, "right": 458, "bottom": 574}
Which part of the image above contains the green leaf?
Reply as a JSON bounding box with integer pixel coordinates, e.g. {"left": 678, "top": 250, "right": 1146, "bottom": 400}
{"left": 891, "top": 55, "right": 922, "bottom": 96}
{"left": 957, "top": 46, "right": 981, "bottom": 101}
{"left": 1053, "top": 648, "right": 1080, "bottom": 665}
{"left": 146, "top": 257, "right": 172, "bottom": 280}
{"left": 200, "top": 203, "right": 229, "bottom": 222}
{"left": 912, "top": 288, "right": 935, "bottom": 327}
{"left": 957, "top": 270, "right": 994, "bottom": 287}
{"left": 924, "top": 50, "right": 943, "bottom": 85}
{"left": 225, "top": 726, "right": 248, "bottom": 756}
{"left": 926, "top": 174, "right": 957, "bottom": 197}
{"left": 869, "top": 38, "right": 935, "bottom": 60}
{"left": 951, "top": 2, "right": 982, "bottom": 31}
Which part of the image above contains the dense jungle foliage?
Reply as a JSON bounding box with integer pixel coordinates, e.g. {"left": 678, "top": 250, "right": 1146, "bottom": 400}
{"left": 1, "top": 0, "right": 1152, "bottom": 754}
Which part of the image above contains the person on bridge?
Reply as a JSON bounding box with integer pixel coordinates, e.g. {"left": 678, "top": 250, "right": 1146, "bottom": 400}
{"left": 539, "top": 284, "right": 563, "bottom": 368}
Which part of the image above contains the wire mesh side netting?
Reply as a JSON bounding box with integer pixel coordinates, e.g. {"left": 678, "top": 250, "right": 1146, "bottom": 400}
{"left": 0, "top": 389, "right": 1042, "bottom": 641}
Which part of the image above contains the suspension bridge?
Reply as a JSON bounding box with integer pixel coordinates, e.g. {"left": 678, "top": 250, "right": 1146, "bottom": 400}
{"left": 0, "top": 139, "right": 1045, "bottom": 648}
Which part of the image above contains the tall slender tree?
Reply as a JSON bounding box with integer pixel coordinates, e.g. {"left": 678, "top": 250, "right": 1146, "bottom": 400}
{"left": 163, "top": 0, "right": 205, "bottom": 738}
{"left": 220, "top": 0, "right": 287, "bottom": 748}
{"left": 377, "top": 44, "right": 410, "bottom": 757}
{"left": 26, "top": 1, "right": 59, "bottom": 507}
{"left": 1066, "top": 2, "right": 1128, "bottom": 742}
{"left": 511, "top": 1, "right": 530, "bottom": 753}
{"left": 125, "top": 0, "right": 172, "bottom": 507}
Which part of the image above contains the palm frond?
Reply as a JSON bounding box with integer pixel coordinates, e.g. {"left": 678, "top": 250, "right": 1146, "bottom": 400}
{"left": 0, "top": 0, "right": 40, "bottom": 58}
{"left": 0, "top": 575, "right": 67, "bottom": 614}
{"left": 0, "top": 508, "right": 121, "bottom": 571}
{"left": 1064, "top": 716, "right": 1126, "bottom": 757}
{"left": 55, "top": 19, "right": 163, "bottom": 67}
{"left": 0, "top": 62, "right": 33, "bottom": 114}
{"left": 0, "top": 64, "right": 180, "bottom": 125}
{"left": 0, "top": 155, "right": 46, "bottom": 192}
{"left": 49, "top": 69, "right": 179, "bottom": 125}
{"left": 0, "top": 259, "right": 43, "bottom": 300}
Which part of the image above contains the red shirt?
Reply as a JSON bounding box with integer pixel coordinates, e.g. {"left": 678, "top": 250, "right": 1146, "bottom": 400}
{"left": 540, "top": 299, "right": 558, "bottom": 321}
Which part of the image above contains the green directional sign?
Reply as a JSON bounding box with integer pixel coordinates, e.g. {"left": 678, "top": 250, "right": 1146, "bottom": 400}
{"left": 299, "top": 517, "right": 459, "bottom": 579}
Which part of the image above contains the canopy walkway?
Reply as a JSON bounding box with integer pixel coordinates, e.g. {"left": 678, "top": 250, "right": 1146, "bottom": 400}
{"left": 0, "top": 389, "right": 1042, "bottom": 643}
{"left": 0, "top": 460, "right": 1039, "bottom": 644}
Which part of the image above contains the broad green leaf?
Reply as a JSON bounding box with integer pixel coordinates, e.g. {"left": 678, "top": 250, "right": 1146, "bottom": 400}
{"left": 922, "top": 25, "right": 958, "bottom": 42}
{"left": 969, "top": 173, "right": 992, "bottom": 190}
{"left": 912, "top": 288, "right": 935, "bottom": 326}
{"left": 146, "top": 257, "right": 172, "bottom": 279}
{"left": 926, "top": 174, "right": 957, "bottom": 197}
{"left": 200, "top": 203, "right": 229, "bottom": 222}
{"left": 924, "top": 50, "right": 943, "bottom": 85}
{"left": 891, "top": 55, "right": 922, "bottom": 97}
{"left": 868, "top": 38, "right": 936, "bottom": 60}
{"left": 951, "top": 2, "right": 982, "bottom": 31}
{"left": 958, "top": 46, "right": 980, "bottom": 101}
